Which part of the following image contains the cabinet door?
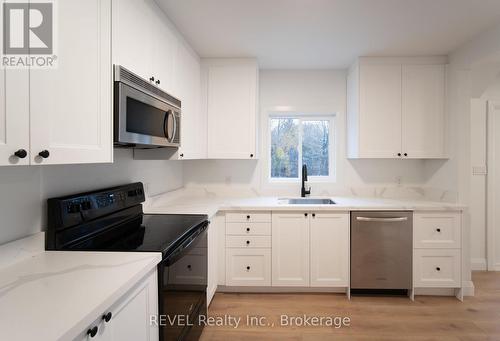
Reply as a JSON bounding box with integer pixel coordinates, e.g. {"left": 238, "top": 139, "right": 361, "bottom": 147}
{"left": 175, "top": 42, "right": 205, "bottom": 159}
{"left": 112, "top": 0, "right": 153, "bottom": 80}
{"left": 0, "top": 69, "right": 30, "bottom": 166}
{"left": 206, "top": 60, "right": 257, "bottom": 159}
{"left": 29, "top": 0, "right": 112, "bottom": 165}
{"left": 359, "top": 64, "right": 402, "bottom": 158}
{"left": 207, "top": 215, "right": 219, "bottom": 305}
{"left": 272, "top": 213, "right": 310, "bottom": 286}
{"left": 310, "top": 213, "right": 349, "bottom": 287}
{"left": 107, "top": 270, "right": 159, "bottom": 341}
{"left": 402, "top": 64, "right": 446, "bottom": 158}
{"left": 150, "top": 3, "right": 177, "bottom": 94}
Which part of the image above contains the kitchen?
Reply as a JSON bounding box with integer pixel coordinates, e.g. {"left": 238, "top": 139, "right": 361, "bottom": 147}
{"left": 1, "top": 0, "right": 500, "bottom": 340}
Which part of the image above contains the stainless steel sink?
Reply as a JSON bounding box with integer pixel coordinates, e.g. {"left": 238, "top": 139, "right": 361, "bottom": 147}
{"left": 280, "top": 198, "right": 336, "bottom": 205}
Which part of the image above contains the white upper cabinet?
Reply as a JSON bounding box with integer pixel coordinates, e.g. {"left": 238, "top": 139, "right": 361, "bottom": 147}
{"left": 402, "top": 64, "right": 446, "bottom": 158}
{"left": 29, "top": 0, "right": 112, "bottom": 165}
{"left": 174, "top": 41, "right": 205, "bottom": 160}
{"left": 272, "top": 212, "right": 310, "bottom": 286}
{"left": 112, "top": 0, "right": 177, "bottom": 93}
{"left": 347, "top": 57, "right": 447, "bottom": 159}
{"left": 203, "top": 59, "right": 258, "bottom": 159}
{"left": 0, "top": 69, "right": 30, "bottom": 166}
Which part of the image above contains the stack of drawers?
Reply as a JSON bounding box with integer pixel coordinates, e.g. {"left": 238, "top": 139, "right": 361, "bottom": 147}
{"left": 413, "top": 212, "right": 462, "bottom": 289}
{"left": 225, "top": 212, "right": 272, "bottom": 286}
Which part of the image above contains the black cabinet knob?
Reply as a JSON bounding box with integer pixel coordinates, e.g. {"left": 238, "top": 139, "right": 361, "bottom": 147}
{"left": 246, "top": 266, "right": 250, "bottom": 270}
{"left": 304, "top": 213, "right": 308, "bottom": 217}
{"left": 155, "top": 79, "right": 160, "bottom": 85}
{"left": 397, "top": 153, "right": 402, "bottom": 157}
{"left": 87, "top": 326, "right": 98, "bottom": 338}
{"left": 246, "top": 227, "right": 250, "bottom": 232}
{"left": 250, "top": 154, "right": 254, "bottom": 158}
{"left": 436, "top": 267, "right": 441, "bottom": 271}
{"left": 436, "top": 228, "right": 441, "bottom": 232}
{"left": 38, "top": 150, "right": 50, "bottom": 158}
{"left": 246, "top": 240, "right": 250, "bottom": 245}
{"left": 187, "top": 264, "right": 192, "bottom": 270}
{"left": 102, "top": 312, "right": 112, "bottom": 323}
{"left": 246, "top": 215, "right": 250, "bottom": 219}
{"left": 180, "top": 153, "right": 184, "bottom": 158}
{"left": 149, "top": 76, "right": 155, "bottom": 82}
{"left": 14, "top": 149, "right": 27, "bottom": 158}
{"left": 312, "top": 213, "right": 316, "bottom": 217}
{"left": 404, "top": 153, "right": 408, "bottom": 157}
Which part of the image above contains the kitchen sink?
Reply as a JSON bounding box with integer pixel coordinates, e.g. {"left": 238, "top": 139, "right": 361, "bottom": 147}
{"left": 280, "top": 198, "right": 336, "bottom": 205}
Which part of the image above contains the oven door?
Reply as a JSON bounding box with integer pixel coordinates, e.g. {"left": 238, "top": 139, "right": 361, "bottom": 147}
{"left": 114, "top": 81, "right": 180, "bottom": 148}
{"left": 159, "top": 224, "right": 208, "bottom": 341}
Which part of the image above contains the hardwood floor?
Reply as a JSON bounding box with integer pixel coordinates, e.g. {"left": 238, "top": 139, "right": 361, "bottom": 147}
{"left": 201, "top": 272, "right": 500, "bottom": 340}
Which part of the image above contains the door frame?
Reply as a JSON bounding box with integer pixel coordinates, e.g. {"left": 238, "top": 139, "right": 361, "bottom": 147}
{"left": 487, "top": 100, "right": 500, "bottom": 271}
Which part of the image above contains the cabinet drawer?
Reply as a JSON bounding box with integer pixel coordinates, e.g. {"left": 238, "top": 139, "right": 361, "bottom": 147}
{"left": 226, "top": 235, "right": 271, "bottom": 248}
{"left": 414, "top": 249, "right": 461, "bottom": 288}
{"left": 226, "top": 212, "right": 271, "bottom": 223}
{"left": 414, "top": 213, "right": 461, "bottom": 248}
{"left": 226, "top": 222, "right": 271, "bottom": 236}
{"left": 226, "top": 249, "right": 271, "bottom": 286}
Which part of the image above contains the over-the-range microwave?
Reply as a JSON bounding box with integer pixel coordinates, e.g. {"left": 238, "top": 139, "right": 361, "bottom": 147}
{"left": 114, "top": 65, "right": 181, "bottom": 148}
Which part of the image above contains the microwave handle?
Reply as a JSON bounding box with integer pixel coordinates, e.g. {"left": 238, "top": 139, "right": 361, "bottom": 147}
{"left": 171, "top": 112, "right": 177, "bottom": 143}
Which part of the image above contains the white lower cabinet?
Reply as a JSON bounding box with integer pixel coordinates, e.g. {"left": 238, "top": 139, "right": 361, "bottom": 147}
{"left": 77, "top": 269, "right": 158, "bottom": 341}
{"left": 207, "top": 215, "right": 221, "bottom": 305}
{"left": 272, "top": 212, "right": 310, "bottom": 286}
{"left": 413, "top": 211, "right": 462, "bottom": 294}
{"left": 226, "top": 248, "right": 271, "bottom": 286}
{"left": 310, "top": 213, "right": 350, "bottom": 287}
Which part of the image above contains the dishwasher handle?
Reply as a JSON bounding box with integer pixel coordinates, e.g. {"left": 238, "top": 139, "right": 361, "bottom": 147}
{"left": 356, "top": 217, "right": 408, "bottom": 222}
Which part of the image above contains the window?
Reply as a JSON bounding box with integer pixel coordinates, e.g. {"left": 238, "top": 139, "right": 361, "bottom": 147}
{"left": 270, "top": 115, "right": 334, "bottom": 181}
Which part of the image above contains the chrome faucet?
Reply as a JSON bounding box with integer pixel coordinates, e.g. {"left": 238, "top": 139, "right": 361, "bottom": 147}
{"left": 301, "top": 164, "right": 311, "bottom": 197}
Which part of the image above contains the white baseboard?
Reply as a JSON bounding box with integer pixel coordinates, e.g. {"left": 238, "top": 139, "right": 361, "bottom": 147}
{"left": 462, "top": 280, "right": 475, "bottom": 296}
{"left": 471, "top": 258, "right": 487, "bottom": 270}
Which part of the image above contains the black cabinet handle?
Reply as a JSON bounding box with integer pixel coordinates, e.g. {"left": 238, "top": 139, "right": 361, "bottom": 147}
{"left": 246, "top": 266, "right": 250, "bottom": 270}
{"left": 180, "top": 153, "right": 184, "bottom": 158}
{"left": 397, "top": 153, "right": 402, "bottom": 157}
{"left": 87, "top": 326, "right": 98, "bottom": 338}
{"left": 155, "top": 79, "right": 160, "bottom": 85}
{"left": 246, "top": 227, "right": 250, "bottom": 232}
{"left": 436, "top": 267, "right": 441, "bottom": 271}
{"left": 312, "top": 213, "right": 316, "bottom": 217}
{"left": 246, "top": 240, "right": 250, "bottom": 245}
{"left": 250, "top": 154, "right": 254, "bottom": 158}
{"left": 102, "top": 312, "right": 112, "bottom": 323}
{"left": 149, "top": 76, "right": 155, "bottom": 82}
{"left": 38, "top": 150, "right": 50, "bottom": 158}
{"left": 436, "top": 228, "right": 441, "bottom": 232}
{"left": 304, "top": 213, "right": 308, "bottom": 217}
{"left": 404, "top": 153, "right": 408, "bottom": 157}
{"left": 246, "top": 215, "right": 250, "bottom": 220}
{"left": 14, "top": 149, "right": 27, "bottom": 158}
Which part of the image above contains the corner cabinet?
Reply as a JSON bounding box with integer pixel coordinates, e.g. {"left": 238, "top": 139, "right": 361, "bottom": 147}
{"left": 347, "top": 57, "right": 447, "bottom": 159}
{"left": 202, "top": 59, "right": 258, "bottom": 159}
{"left": 1, "top": 0, "right": 113, "bottom": 166}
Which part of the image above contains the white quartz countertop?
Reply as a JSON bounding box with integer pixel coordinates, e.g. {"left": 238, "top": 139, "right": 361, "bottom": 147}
{"left": 144, "top": 192, "right": 465, "bottom": 217}
{"left": 0, "top": 250, "right": 162, "bottom": 341}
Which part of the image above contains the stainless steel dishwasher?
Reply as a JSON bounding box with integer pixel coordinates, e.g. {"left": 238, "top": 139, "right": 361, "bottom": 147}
{"left": 350, "top": 211, "right": 412, "bottom": 293}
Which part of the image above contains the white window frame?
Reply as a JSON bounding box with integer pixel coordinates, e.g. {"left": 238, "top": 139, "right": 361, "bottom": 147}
{"left": 268, "top": 113, "right": 336, "bottom": 183}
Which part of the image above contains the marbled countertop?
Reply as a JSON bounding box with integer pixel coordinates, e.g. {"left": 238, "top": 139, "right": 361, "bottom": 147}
{"left": 144, "top": 190, "right": 465, "bottom": 218}
{"left": 0, "top": 249, "right": 161, "bottom": 341}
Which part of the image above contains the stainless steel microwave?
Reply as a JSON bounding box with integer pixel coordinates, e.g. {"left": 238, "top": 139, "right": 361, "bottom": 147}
{"left": 114, "top": 65, "right": 181, "bottom": 148}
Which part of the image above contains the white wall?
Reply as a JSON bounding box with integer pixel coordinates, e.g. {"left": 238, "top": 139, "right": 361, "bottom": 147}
{"left": 184, "top": 69, "right": 438, "bottom": 197}
{"left": 0, "top": 149, "right": 183, "bottom": 245}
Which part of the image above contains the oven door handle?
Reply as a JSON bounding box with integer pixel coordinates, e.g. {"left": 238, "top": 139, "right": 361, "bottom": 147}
{"left": 164, "top": 222, "right": 208, "bottom": 266}
{"left": 356, "top": 217, "right": 408, "bottom": 222}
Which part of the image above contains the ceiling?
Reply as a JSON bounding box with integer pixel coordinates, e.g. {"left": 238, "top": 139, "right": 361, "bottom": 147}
{"left": 157, "top": 0, "right": 500, "bottom": 69}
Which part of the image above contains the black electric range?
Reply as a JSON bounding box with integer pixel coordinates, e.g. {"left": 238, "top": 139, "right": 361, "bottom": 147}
{"left": 46, "top": 182, "right": 208, "bottom": 341}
